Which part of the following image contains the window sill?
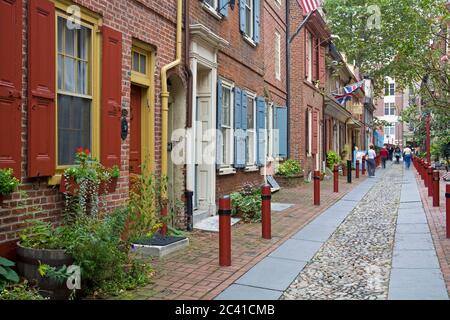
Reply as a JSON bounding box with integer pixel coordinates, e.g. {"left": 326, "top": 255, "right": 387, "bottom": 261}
{"left": 245, "top": 165, "right": 259, "bottom": 172}
{"left": 243, "top": 35, "right": 257, "bottom": 47}
{"left": 48, "top": 174, "right": 62, "bottom": 186}
{"left": 219, "top": 167, "right": 236, "bottom": 175}
{"left": 202, "top": 3, "right": 223, "bottom": 20}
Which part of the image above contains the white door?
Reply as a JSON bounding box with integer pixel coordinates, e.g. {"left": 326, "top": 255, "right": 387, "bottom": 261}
{"left": 195, "top": 96, "right": 212, "bottom": 210}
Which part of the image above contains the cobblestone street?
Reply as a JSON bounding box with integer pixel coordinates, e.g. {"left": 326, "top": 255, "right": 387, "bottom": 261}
{"left": 282, "top": 164, "right": 402, "bottom": 300}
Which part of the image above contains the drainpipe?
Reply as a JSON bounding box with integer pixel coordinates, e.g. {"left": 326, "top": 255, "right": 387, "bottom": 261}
{"left": 160, "top": 0, "right": 183, "bottom": 235}
{"left": 161, "top": 0, "right": 183, "bottom": 180}
{"left": 286, "top": 0, "right": 290, "bottom": 158}
{"left": 184, "top": 0, "right": 193, "bottom": 128}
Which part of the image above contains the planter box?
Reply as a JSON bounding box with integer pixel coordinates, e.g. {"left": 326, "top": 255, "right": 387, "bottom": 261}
{"left": 60, "top": 175, "right": 118, "bottom": 195}
{"left": 131, "top": 234, "right": 189, "bottom": 258}
{"left": 16, "top": 243, "right": 73, "bottom": 300}
{"left": 274, "top": 174, "right": 304, "bottom": 188}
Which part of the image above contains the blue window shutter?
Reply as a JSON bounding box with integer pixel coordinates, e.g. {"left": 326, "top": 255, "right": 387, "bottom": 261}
{"left": 234, "top": 87, "right": 245, "bottom": 168}
{"left": 278, "top": 107, "right": 288, "bottom": 158}
{"left": 254, "top": 0, "right": 260, "bottom": 43}
{"left": 256, "top": 97, "right": 266, "bottom": 166}
{"left": 216, "top": 80, "right": 223, "bottom": 167}
{"left": 241, "top": 90, "right": 248, "bottom": 130}
{"left": 272, "top": 105, "right": 278, "bottom": 158}
{"left": 239, "top": 0, "right": 246, "bottom": 33}
{"left": 219, "top": 0, "right": 228, "bottom": 16}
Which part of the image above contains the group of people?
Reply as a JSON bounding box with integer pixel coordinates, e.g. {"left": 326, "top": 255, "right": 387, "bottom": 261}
{"left": 365, "top": 144, "right": 413, "bottom": 178}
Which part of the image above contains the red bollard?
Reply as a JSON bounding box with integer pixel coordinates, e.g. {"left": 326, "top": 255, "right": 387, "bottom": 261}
{"left": 261, "top": 184, "right": 271, "bottom": 240}
{"left": 333, "top": 164, "right": 339, "bottom": 193}
{"left": 219, "top": 196, "right": 231, "bottom": 267}
{"left": 160, "top": 204, "right": 168, "bottom": 236}
{"left": 427, "top": 166, "right": 433, "bottom": 197}
{"left": 421, "top": 160, "right": 426, "bottom": 181}
{"left": 432, "top": 171, "right": 440, "bottom": 207}
{"left": 362, "top": 157, "right": 366, "bottom": 175}
{"left": 424, "top": 163, "right": 429, "bottom": 187}
{"left": 419, "top": 159, "right": 424, "bottom": 179}
{"left": 314, "top": 170, "right": 320, "bottom": 206}
{"left": 446, "top": 184, "right": 450, "bottom": 239}
{"left": 356, "top": 160, "right": 360, "bottom": 179}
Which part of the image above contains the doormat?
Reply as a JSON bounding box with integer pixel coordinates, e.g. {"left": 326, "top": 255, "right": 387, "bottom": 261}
{"left": 194, "top": 215, "right": 241, "bottom": 232}
{"left": 271, "top": 202, "right": 294, "bottom": 212}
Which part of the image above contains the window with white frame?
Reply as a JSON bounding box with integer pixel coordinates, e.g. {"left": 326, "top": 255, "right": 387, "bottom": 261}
{"left": 245, "top": 0, "right": 254, "bottom": 39}
{"left": 275, "top": 31, "right": 281, "bottom": 80}
{"left": 384, "top": 103, "right": 396, "bottom": 116}
{"left": 306, "top": 108, "right": 312, "bottom": 156}
{"left": 246, "top": 93, "right": 256, "bottom": 166}
{"left": 204, "top": 0, "right": 218, "bottom": 10}
{"left": 220, "top": 82, "right": 234, "bottom": 167}
{"left": 384, "top": 125, "right": 395, "bottom": 137}
{"left": 306, "top": 31, "right": 313, "bottom": 83}
{"left": 385, "top": 82, "right": 395, "bottom": 96}
{"left": 267, "top": 103, "right": 273, "bottom": 158}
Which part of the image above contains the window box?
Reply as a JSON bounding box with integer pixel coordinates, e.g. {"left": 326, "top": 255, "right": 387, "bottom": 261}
{"left": 59, "top": 175, "right": 118, "bottom": 195}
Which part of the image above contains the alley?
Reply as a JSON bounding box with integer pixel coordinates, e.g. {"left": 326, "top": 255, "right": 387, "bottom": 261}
{"left": 216, "top": 164, "right": 449, "bottom": 300}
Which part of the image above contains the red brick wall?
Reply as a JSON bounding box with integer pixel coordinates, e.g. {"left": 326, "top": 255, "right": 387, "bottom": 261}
{"left": 0, "top": 0, "right": 182, "bottom": 255}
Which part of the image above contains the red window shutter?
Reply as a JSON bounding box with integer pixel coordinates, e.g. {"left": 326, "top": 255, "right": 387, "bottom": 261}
{"left": 28, "top": 0, "right": 56, "bottom": 177}
{"left": 319, "top": 45, "right": 326, "bottom": 88}
{"left": 0, "top": 0, "right": 22, "bottom": 178}
{"left": 101, "top": 26, "right": 122, "bottom": 168}
{"left": 312, "top": 37, "right": 317, "bottom": 81}
{"left": 312, "top": 110, "right": 318, "bottom": 154}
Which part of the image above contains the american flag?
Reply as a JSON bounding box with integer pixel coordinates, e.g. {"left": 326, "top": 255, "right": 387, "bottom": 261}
{"left": 299, "top": 0, "right": 322, "bottom": 15}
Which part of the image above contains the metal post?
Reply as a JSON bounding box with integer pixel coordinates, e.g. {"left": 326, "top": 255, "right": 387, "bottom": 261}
{"left": 426, "top": 113, "right": 431, "bottom": 163}
{"left": 432, "top": 171, "right": 440, "bottom": 207}
{"left": 424, "top": 162, "right": 429, "bottom": 187}
{"left": 219, "top": 196, "right": 231, "bottom": 267}
{"left": 185, "top": 190, "right": 194, "bottom": 231}
{"left": 446, "top": 184, "right": 450, "bottom": 239}
{"left": 261, "top": 184, "right": 272, "bottom": 239}
{"left": 333, "top": 164, "right": 339, "bottom": 193}
{"left": 314, "top": 170, "right": 320, "bottom": 206}
{"left": 356, "top": 160, "right": 360, "bottom": 179}
{"left": 427, "top": 166, "right": 433, "bottom": 197}
{"left": 347, "top": 160, "right": 352, "bottom": 184}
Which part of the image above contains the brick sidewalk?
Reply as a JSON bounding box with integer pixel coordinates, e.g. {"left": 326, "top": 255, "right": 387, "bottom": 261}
{"left": 416, "top": 170, "right": 450, "bottom": 295}
{"left": 125, "top": 173, "right": 368, "bottom": 300}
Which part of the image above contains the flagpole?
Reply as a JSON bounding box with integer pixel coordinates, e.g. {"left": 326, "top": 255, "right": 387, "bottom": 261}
{"left": 289, "top": 9, "right": 317, "bottom": 44}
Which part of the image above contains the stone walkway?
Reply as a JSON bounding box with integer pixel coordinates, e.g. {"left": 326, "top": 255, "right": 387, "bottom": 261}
{"left": 216, "top": 163, "right": 449, "bottom": 300}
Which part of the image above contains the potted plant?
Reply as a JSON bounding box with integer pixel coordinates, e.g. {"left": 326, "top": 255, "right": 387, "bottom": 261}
{"left": 230, "top": 184, "right": 262, "bottom": 223}
{"left": 275, "top": 159, "right": 304, "bottom": 188}
{"left": 0, "top": 168, "right": 19, "bottom": 206}
{"left": 326, "top": 150, "right": 341, "bottom": 170}
{"left": 107, "top": 165, "right": 120, "bottom": 193}
{"left": 16, "top": 220, "right": 73, "bottom": 300}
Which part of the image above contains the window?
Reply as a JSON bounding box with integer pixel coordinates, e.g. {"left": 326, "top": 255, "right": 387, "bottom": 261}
{"left": 246, "top": 94, "right": 256, "bottom": 166}
{"left": 306, "top": 31, "right": 313, "bottom": 82}
{"left": 132, "top": 50, "right": 147, "bottom": 74}
{"left": 384, "top": 125, "right": 395, "bottom": 137}
{"left": 57, "top": 15, "right": 92, "bottom": 166}
{"left": 385, "top": 82, "right": 395, "bottom": 96}
{"left": 275, "top": 31, "right": 281, "bottom": 80}
{"left": 305, "top": 109, "right": 312, "bottom": 155}
{"left": 220, "top": 83, "right": 234, "bottom": 167}
{"left": 384, "top": 103, "right": 396, "bottom": 116}
{"left": 267, "top": 103, "right": 273, "bottom": 158}
{"left": 204, "top": 0, "right": 218, "bottom": 9}
{"left": 245, "top": 0, "right": 253, "bottom": 39}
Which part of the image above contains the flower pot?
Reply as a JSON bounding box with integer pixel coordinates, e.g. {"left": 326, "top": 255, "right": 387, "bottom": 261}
{"left": 275, "top": 173, "right": 304, "bottom": 188}
{"left": 16, "top": 243, "right": 74, "bottom": 300}
{"left": 59, "top": 175, "right": 79, "bottom": 195}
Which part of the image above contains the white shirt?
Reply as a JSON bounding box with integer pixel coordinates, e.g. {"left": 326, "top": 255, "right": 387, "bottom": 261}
{"left": 368, "top": 149, "right": 376, "bottom": 159}
{"left": 403, "top": 147, "right": 412, "bottom": 155}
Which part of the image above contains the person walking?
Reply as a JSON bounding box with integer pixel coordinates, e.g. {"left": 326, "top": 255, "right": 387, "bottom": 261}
{"left": 367, "top": 145, "right": 377, "bottom": 177}
{"left": 380, "top": 145, "right": 389, "bottom": 169}
{"left": 394, "top": 146, "right": 401, "bottom": 164}
{"left": 388, "top": 146, "right": 394, "bottom": 161}
{"left": 403, "top": 145, "right": 412, "bottom": 169}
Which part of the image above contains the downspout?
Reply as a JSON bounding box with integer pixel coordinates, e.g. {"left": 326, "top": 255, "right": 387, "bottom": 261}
{"left": 160, "top": 0, "right": 183, "bottom": 235}
{"left": 286, "top": 0, "right": 290, "bottom": 158}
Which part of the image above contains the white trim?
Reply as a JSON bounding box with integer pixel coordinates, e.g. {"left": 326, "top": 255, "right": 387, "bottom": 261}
{"left": 275, "top": 31, "right": 281, "bottom": 81}
{"left": 201, "top": 1, "right": 223, "bottom": 20}
{"left": 219, "top": 167, "right": 236, "bottom": 175}
{"left": 243, "top": 34, "right": 257, "bottom": 47}
{"left": 245, "top": 91, "right": 257, "bottom": 168}
{"left": 219, "top": 78, "right": 235, "bottom": 168}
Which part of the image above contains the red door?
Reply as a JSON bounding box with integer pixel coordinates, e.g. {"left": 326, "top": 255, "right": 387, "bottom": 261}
{"left": 129, "top": 85, "right": 141, "bottom": 177}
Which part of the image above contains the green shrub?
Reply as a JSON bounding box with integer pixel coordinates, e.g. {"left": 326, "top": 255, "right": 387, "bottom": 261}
{"left": 326, "top": 151, "right": 341, "bottom": 169}
{"left": 0, "top": 282, "right": 45, "bottom": 300}
{"left": 230, "top": 185, "right": 262, "bottom": 223}
{"left": 276, "top": 159, "right": 302, "bottom": 177}
{"left": 0, "top": 168, "right": 19, "bottom": 195}
{"left": 18, "top": 220, "right": 64, "bottom": 250}
{"left": 0, "top": 256, "right": 19, "bottom": 291}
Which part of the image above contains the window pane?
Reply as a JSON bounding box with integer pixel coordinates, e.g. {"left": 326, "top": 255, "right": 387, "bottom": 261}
{"left": 132, "top": 52, "right": 139, "bottom": 72}
{"left": 139, "top": 54, "right": 146, "bottom": 74}
{"left": 64, "top": 57, "right": 75, "bottom": 93}
{"left": 246, "top": 8, "right": 252, "bottom": 36}
{"left": 222, "top": 88, "right": 230, "bottom": 127}
{"left": 57, "top": 17, "right": 64, "bottom": 53}
{"left": 58, "top": 94, "right": 91, "bottom": 165}
{"left": 65, "top": 26, "right": 75, "bottom": 56}
{"left": 247, "top": 98, "right": 254, "bottom": 129}
{"left": 58, "top": 55, "right": 64, "bottom": 90}
{"left": 77, "top": 61, "right": 88, "bottom": 95}
{"left": 77, "top": 26, "right": 90, "bottom": 60}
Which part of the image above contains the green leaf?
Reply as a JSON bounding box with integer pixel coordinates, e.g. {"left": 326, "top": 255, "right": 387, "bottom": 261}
{"left": 0, "top": 266, "right": 19, "bottom": 283}
{"left": 0, "top": 256, "right": 15, "bottom": 267}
